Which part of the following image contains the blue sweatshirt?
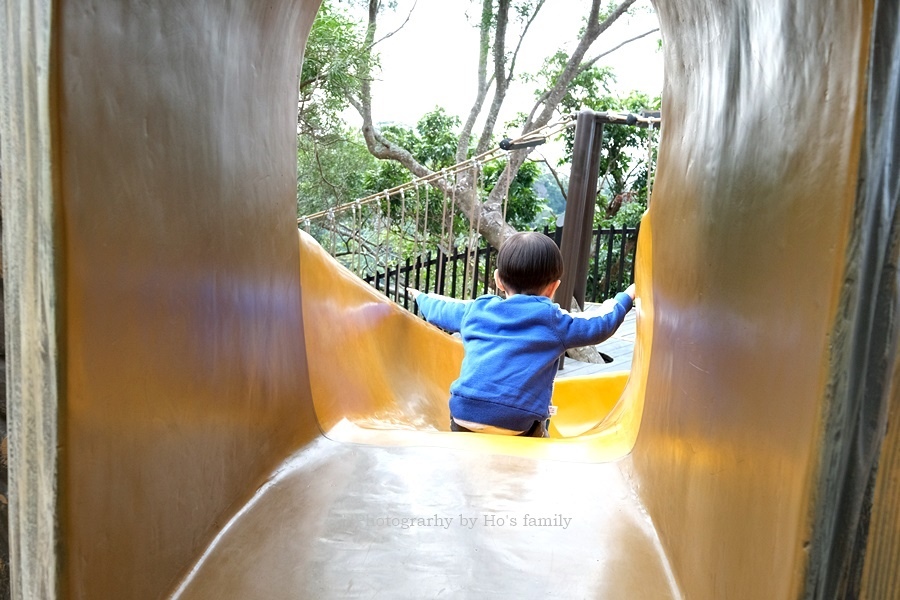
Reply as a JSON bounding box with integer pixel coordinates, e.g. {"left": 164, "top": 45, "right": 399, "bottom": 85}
{"left": 415, "top": 292, "right": 633, "bottom": 431}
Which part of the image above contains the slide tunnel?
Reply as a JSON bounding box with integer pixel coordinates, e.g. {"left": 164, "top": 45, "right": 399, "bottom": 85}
{"left": 2, "top": 0, "right": 899, "bottom": 598}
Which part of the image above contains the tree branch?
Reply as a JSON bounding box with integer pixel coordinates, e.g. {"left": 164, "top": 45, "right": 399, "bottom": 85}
{"left": 352, "top": 0, "right": 641, "bottom": 253}
{"left": 314, "top": 145, "right": 342, "bottom": 202}
{"left": 533, "top": 155, "right": 568, "bottom": 202}
{"left": 474, "top": 0, "right": 546, "bottom": 157}
{"left": 298, "top": 72, "right": 326, "bottom": 92}
{"left": 317, "top": 219, "right": 384, "bottom": 264}
{"left": 579, "top": 27, "right": 659, "bottom": 73}
{"left": 357, "top": 1, "right": 434, "bottom": 182}
{"left": 523, "top": 0, "right": 638, "bottom": 134}
{"left": 505, "top": 0, "right": 545, "bottom": 88}
{"left": 483, "top": 0, "right": 638, "bottom": 248}
{"left": 475, "top": 0, "right": 511, "bottom": 155}
{"left": 371, "top": 0, "right": 418, "bottom": 48}
{"left": 456, "top": 0, "right": 495, "bottom": 163}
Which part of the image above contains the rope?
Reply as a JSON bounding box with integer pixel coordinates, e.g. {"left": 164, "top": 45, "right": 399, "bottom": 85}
{"left": 463, "top": 163, "right": 477, "bottom": 300}
{"left": 422, "top": 184, "right": 430, "bottom": 253}
{"left": 502, "top": 152, "right": 512, "bottom": 223}
{"left": 646, "top": 122, "right": 657, "bottom": 204}
{"left": 414, "top": 184, "right": 422, "bottom": 260}
{"left": 327, "top": 209, "right": 336, "bottom": 256}
{"left": 383, "top": 194, "right": 391, "bottom": 286}
{"left": 438, "top": 171, "right": 449, "bottom": 288}
{"left": 298, "top": 114, "right": 576, "bottom": 223}
{"left": 372, "top": 200, "right": 381, "bottom": 288}
{"left": 351, "top": 201, "right": 359, "bottom": 273}
{"left": 474, "top": 162, "right": 484, "bottom": 298}
{"left": 471, "top": 163, "right": 482, "bottom": 299}
{"left": 448, "top": 172, "right": 458, "bottom": 294}
{"left": 397, "top": 190, "right": 409, "bottom": 298}
{"left": 448, "top": 171, "right": 458, "bottom": 247}
{"left": 400, "top": 188, "right": 407, "bottom": 240}
{"left": 300, "top": 110, "right": 661, "bottom": 296}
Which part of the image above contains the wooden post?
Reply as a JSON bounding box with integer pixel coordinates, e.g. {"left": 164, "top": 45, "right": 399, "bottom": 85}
{"left": 555, "top": 111, "right": 604, "bottom": 368}
{"left": 556, "top": 111, "right": 604, "bottom": 312}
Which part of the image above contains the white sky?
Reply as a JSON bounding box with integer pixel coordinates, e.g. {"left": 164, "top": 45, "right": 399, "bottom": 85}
{"left": 358, "top": 0, "right": 664, "bottom": 129}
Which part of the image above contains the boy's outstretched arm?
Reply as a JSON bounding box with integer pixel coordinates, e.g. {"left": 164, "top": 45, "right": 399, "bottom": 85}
{"left": 560, "top": 288, "right": 634, "bottom": 349}
{"left": 407, "top": 288, "right": 470, "bottom": 333}
{"left": 406, "top": 287, "right": 460, "bottom": 303}
{"left": 577, "top": 283, "right": 636, "bottom": 314}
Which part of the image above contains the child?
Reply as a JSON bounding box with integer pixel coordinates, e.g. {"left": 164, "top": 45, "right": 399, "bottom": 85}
{"left": 408, "top": 231, "right": 635, "bottom": 438}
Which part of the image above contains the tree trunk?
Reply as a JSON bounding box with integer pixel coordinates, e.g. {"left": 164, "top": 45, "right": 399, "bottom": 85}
{"left": 353, "top": 0, "right": 640, "bottom": 363}
{"left": 355, "top": 0, "right": 639, "bottom": 250}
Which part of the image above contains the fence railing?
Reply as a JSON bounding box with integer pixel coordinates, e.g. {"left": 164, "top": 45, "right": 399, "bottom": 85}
{"left": 360, "top": 225, "right": 639, "bottom": 314}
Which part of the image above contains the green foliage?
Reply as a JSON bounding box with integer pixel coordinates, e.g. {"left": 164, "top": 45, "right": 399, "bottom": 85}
{"left": 297, "top": 128, "right": 378, "bottom": 217}
{"left": 533, "top": 169, "right": 567, "bottom": 215}
{"left": 355, "top": 108, "right": 548, "bottom": 251}
{"left": 531, "top": 51, "right": 617, "bottom": 115}
{"left": 581, "top": 88, "right": 660, "bottom": 199}
{"left": 523, "top": 55, "right": 654, "bottom": 286}
{"left": 362, "top": 155, "right": 409, "bottom": 197}
{"left": 481, "top": 160, "right": 543, "bottom": 230}
{"left": 297, "top": 1, "right": 375, "bottom": 218}
{"left": 526, "top": 45, "right": 659, "bottom": 229}
{"left": 414, "top": 110, "right": 462, "bottom": 170}
{"left": 298, "top": 1, "right": 368, "bottom": 140}
{"left": 299, "top": 0, "right": 658, "bottom": 281}
{"left": 583, "top": 226, "right": 638, "bottom": 300}
{"left": 597, "top": 0, "right": 633, "bottom": 22}
{"left": 512, "top": 0, "right": 543, "bottom": 22}
{"left": 563, "top": 80, "right": 659, "bottom": 229}
{"left": 608, "top": 198, "right": 645, "bottom": 227}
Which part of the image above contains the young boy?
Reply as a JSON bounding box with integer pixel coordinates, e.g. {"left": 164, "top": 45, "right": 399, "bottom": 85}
{"left": 408, "top": 231, "right": 635, "bottom": 438}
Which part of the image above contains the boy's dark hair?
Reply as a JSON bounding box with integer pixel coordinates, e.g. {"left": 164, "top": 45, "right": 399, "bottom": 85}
{"left": 496, "top": 232, "right": 563, "bottom": 295}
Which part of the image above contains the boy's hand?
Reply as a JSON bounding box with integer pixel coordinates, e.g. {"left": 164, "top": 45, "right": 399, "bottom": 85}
{"left": 624, "top": 283, "right": 636, "bottom": 300}
{"left": 406, "top": 287, "right": 422, "bottom": 301}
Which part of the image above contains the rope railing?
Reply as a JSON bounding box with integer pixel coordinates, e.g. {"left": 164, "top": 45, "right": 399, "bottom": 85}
{"left": 297, "top": 110, "right": 660, "bottom": 225}
{"left": 595, "top": 110, "right": 661, "bottom": 129}
{"left": 298, "top": 114, "right": 578, "bottom": 224}
{"left": 299, "top": 110, "right": 658, "bottom": 303}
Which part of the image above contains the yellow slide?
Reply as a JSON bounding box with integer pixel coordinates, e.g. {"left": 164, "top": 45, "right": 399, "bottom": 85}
{"left": 3, "top": 0, "right": 899, "bottom": 598}
{"left": 297, "top": 228, "right": 645, "bottom": 463}
{"left": 172, "top": 231, "right": 678, "bottom": 599}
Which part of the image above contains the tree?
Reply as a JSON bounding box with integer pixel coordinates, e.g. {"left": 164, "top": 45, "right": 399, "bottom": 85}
{"left": 298, "top": 0, "right": 369, "bottom": 143}
{"left": 297, "top": 129, "right": 376, "bottom": 218}
{"left": 358, "top": 108, "right": 551, "bottom": 259}
{"left": 351, "top": 0, "right": 655, "bottom": 249}
{"left": 297, "top": 1, "right": 378, "bottom": 220}
{"left": 303, "top": 0, "right": 659, "bottom": 362}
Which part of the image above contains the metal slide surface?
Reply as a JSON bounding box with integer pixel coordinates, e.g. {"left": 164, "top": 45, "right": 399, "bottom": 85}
{"left": 171, "top": 233, "right": 676, "bottom": 599}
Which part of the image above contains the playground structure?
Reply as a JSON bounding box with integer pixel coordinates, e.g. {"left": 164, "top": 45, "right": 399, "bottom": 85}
{"left": 2, "top": 0, "right": 899, "bottom": 599}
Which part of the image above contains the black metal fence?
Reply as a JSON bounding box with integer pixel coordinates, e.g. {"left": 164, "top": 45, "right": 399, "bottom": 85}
{"left": 362, "top": 225, "right": 639, "bottom": 314}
